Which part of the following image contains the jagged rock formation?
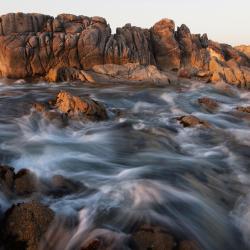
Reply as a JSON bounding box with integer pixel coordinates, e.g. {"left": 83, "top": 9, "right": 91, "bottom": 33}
{"left": 33, "top": 91, "right": 108, "bottom": 122}
{"left": 235, "top": 45, "right": 250, "bottom": 58}
{"left": 0, "top": 12, "right": 249, "bottom": 87}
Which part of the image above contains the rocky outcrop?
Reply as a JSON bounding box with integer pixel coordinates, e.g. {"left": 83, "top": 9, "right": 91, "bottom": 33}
{"left": 177, "top": 115, "right": 211, "bottom": 128}
{"left": 45, "top": 63, "right": 171, "bottom": 84}
{"left": 176, "top": 24, "right": 209, "bottom": 70}
{"left": 55, "top": 91, "right": 108, "bottom": 121}
{"left": 235, "top": 45, "right": 250, "bottom": 58}
{"left": 33, "top": 91, "right": 108, "bottom": 123}
{"left": 0, "top": 12, "right": 249, "bottom": 87}
{"left": 132, "top": 225, "right": 201, "bottom": 250}
{"left": 2, "top": 201, "right": 54, "bottom": 250}
{"left": 0, "top": 165, "right": 87, "bottom": 198}
{"left": 91, "top": 63, "right": 170, "bottom": 83}
{"left": 198, "top": 97, "right": 219, "bottom": 112}
{"left": 151, "top": 19, "right": 181, "bottom": 70}
{"left": 0, "top": 166, "right": 39, "bottom": 197}
{"left": 236, "top": 106, "right": 250, "bottom": 113}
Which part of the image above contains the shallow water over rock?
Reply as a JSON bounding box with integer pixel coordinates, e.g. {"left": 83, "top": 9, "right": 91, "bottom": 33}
{"left": 0, "top": 80, "right": 250, "bottom": 250}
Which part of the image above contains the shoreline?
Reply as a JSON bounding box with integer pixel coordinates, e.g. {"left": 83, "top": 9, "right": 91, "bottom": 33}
{"left": 0, "top": 13, "right": 249, "bottom": 88}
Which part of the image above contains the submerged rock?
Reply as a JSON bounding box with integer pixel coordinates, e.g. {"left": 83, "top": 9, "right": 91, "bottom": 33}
{"left": 236, "top": 106, "right": 250, "bottom": 113}
{"left": 0, "top": 165, "right": 15, "bottom": 196}
{"left": 48, "top": 175, "right": 87, "bottom": 197}
{"left": 198, "top": 97, "right": 219, "bottom": 112}
{"left": 80, "top": 228, "right": 131, "bottom": 250}
{"left": 178, "top": 115, "right": 210, "bottom": 128}
{"left": 2, "top": 201, "right": 54, "bottom": 250}
{"left": 14, "top": 169, "right": 39, "bottom": 196}
{"left": 132, "top": 225, "right": 201, "bottom": 250}
{"left": 0, "top": 165, "right": 86, "bottom": 199}
{"left": 132, "top": 225, "right": 176, "bottom": 250}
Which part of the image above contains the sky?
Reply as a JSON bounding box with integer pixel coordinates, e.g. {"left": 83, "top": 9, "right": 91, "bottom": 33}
{"left": 0, "top": 0, "right": 249, "bottom": 46}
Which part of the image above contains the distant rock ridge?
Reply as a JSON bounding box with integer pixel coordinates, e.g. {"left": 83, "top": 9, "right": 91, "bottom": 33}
{"left": 0, "top": 12, "right": 249, "bottom": 87}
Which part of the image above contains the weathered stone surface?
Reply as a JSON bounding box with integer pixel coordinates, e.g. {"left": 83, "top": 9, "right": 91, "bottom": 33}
{"left": 235, "top": 45, "right": 250, "bottom": 58}
{"left": 0, "top": 12, "right": 249, "bottom": 88}
{"left": 178, "top": 115, "right": 210, "bottom": 128}
{"left": 92, "top": 63, "right": 170, "bottom": 83}
{"left": 151, "top": 19, "right": 181, "bottom": 70}
{"left": 56, "top": 91, "right": 108, "bottom": 121}
{"left": 0, "top": 13, "right": 53, "bottom": 35}
{"left": 46, "top": 67, "right": 81, "bottom": 82}
{"left": 32, "top": 91, "right": 108, "bottom": 123}
{"left": 105, "top": 24, "right": 155, "bottom": 66}
{"left": 2, "top": 201, "right": 54, "bottom": 250}
{"left": 176, "top": 24, "right": 209, "bottom": 70}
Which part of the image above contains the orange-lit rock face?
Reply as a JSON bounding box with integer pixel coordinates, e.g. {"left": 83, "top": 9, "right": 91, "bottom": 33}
{"left": 235, "top": 45, "right": 250, "bottom": 58}
{"left": 0, "top": 13, "right": 249, "bottom": 87}
{"left": 56, "top": 91, "right": 89, "bottom": 115}
{"left": 55, "top": 91, "right": 108, "bottom": 121}
{"left": 151, "top": 18, "right": 181, "bottom": 70}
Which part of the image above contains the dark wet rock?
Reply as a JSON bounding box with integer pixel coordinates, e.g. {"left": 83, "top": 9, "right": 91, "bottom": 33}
{"left": 1, "top": 165, "right": 85, "bottom": 199}
{"left": 0, "top": 165, "right": 15, "bottom": 196}
{"left": 56, "top": 91, "right": 108, "bottom": 121}
{"left": 131, "top": 225, "right": 201, "bottom": 250}
{"left": 14, "top": 169, "right": 39, "bottom": 196}
{"left": 178, "top": 115, "right": 210, "bottom": 128}
{"left": 198, "top": 97, "right": 219, "bottom": 112}
{"left": 48, "top": 175, "right": 87, "bottom": 197}
{"left": 0, "top": 166, "right": 40, "bottom": 197}
{"left": 236, "top": 106, "right": 250, "bottom": 113}
{"left": 43, "top": 111, "right": 68, "bottom": 126}
{"left": 178, "top": 240, "right": 201, "bottom": 250}
{"left": 80, "top": 228, "right": 132, "bottom": 250}
{"left": 32, "top": 102, "right": 49, "bottom": 113}
{"left": 132, "top": 225, "right": 176, "bottom": 250}
{"left": 2, "top": 201, "right": 54, "bottom": 250}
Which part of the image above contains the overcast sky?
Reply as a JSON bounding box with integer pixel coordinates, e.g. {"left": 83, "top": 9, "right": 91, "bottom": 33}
{"left": 0, "top": 0, "right": 249, "bottom": 45}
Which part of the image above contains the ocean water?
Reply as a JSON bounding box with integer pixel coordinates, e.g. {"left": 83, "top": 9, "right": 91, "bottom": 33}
{"left": 0, "top": 79, "right": 249, "bottom": 249}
